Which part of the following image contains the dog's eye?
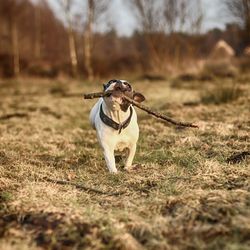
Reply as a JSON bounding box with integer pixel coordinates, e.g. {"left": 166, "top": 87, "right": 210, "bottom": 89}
{"left": 108, "top": 79, "right": 117, "bottom": 85}
{"left": 123, "top": 82, "right": 132, "bottom": 90}
{"left": 105, "top": 79, "right": 122, "bottom": 90}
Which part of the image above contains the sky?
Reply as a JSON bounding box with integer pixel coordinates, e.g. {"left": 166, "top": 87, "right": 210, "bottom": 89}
{"left": 45, "top": 0, "right": 230, "bottom": 36}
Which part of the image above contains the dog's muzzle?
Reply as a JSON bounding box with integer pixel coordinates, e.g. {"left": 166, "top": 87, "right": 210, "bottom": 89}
{"left": 103, "top": 79, "right": 132, "bottom": 93}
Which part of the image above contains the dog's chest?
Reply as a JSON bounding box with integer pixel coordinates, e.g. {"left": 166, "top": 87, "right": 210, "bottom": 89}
{"left": 116, "top": 141, "right": 129, "bottom": 151}
{"left": 115, "top": 132, "right": 135, "bottom": 151}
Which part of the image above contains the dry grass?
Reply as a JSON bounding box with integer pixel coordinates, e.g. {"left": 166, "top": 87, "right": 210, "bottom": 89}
{"left": 0, "top": 76, "right": 249, "bottom": 250}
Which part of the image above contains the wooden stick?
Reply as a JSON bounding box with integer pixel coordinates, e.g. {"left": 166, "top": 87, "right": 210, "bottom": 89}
{"left": 84, "top": 91, "right": 198, "bottom": 128}
{"left": 83, "top": 90, "right": 112, "bottom": 99}
{"left": 123, "top": 95, "right": 198, "bottom": 128}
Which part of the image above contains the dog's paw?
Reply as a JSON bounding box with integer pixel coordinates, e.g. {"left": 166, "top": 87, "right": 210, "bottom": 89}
{"left": 124, "top": 164, "right": 142, "bottom": 172}
{"left": 109, "top": 169, "right": 118, "bottom": 174}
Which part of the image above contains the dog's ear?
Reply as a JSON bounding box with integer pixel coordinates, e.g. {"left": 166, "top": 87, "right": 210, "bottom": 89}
{"left": 133, "top": 92, "right": 145, "bottom": 103}
{"left": 103, "top": 79, "right": 119, "bottom": 91}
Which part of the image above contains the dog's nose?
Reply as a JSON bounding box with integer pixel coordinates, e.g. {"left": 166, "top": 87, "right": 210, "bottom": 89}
{"left": 115, "top": 82, "right": 123, "bottom": 91}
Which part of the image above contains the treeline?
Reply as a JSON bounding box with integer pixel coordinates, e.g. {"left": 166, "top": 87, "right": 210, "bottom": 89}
{"left": 0, "top": 0, "right": 67, "bottom": 77}
{"left": 0, "top": 0, "right": 249, "bottom": 78}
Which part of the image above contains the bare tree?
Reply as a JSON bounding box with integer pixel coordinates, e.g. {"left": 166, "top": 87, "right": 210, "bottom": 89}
{"left": 131, "top": 0, "right": 203, "bottom": 35}
{"left": 58, "top": 0, "right": 78, "bottom": 76}
{"left": 0, "top": 0, "right": 23, "bottom": 76}
{"left": 11, "top": 13, "right": 20, "bottom": 76}
{"left": 164, "top": 0, "right": 178, "bottom": 33}
{"left": 163, "top": 0, "right": 203, "bottom": 66}
{"left": 83, "top": 0, "right": 110, "bottom": 81}
{"left": 163, "top": 0, "right": 203, "bottom": 34}
{"left": 224, "top": 0, "right": 250, "bottom": 44}
{"left": 132, "top": 0, "right": 162, "bottom": 32}
{"left": 84, "top": 0, "right": 94, "bottom": 81}
{"left": 128, "top": 0, "right": 166, "bottom": 72}
{"left": 34, "top": 3, "right": 42, "bottom": 59}
{"left": 129, "top": 0, "right": 203, "bottom": 73}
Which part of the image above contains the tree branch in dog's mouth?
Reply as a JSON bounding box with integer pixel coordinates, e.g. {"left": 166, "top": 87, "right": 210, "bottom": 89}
{"left": 84, "top": 91, "right": 199, "bottom": 128}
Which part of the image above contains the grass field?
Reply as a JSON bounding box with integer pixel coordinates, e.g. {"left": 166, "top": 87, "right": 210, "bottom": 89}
{"left": 0, "top": 76, "right": 249, "bottom": 250}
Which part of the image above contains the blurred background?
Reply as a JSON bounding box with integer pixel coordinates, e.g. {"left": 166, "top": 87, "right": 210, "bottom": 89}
{"left": 0, "top": 3, "right": 249, "bottom": 249}
{"left": 0, "top": 0, "right": 250, "bottom": 80}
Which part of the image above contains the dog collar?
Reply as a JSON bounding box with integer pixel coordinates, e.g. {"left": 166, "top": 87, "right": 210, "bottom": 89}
{"left": 100, "top": 104, "right": 133, "bottom": 134}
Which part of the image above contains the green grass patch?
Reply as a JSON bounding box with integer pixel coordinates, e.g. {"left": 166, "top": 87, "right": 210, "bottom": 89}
{"left": 201, "top": 84, "right": 243, "bottom": 105}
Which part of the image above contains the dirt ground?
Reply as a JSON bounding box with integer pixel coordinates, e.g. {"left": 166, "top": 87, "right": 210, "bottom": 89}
{"left": 0, "top": 76, "right": 249, "bottom": 250}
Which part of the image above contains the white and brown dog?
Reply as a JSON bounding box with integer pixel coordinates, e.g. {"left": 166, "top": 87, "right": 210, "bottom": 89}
{"left": 89, "top": 79, "right": 145, "bottom": 173}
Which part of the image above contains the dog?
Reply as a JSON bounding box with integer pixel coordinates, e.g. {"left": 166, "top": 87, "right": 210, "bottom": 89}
{"left": 89, "top": 79, "right": 145, "bottom": 173}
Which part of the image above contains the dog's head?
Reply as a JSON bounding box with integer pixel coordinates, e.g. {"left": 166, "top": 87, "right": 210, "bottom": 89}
{"left": 103, "top": 79, "right": 145, "bottom": 112}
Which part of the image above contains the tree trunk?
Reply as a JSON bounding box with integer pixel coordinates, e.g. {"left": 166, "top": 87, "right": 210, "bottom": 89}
{"left": 68, "top": 28, "right": 78, "bottom": 77}
{"left": 84, "top": 0, "right": 94, "bottom": 81}
{"left": 11, "top": 18, "right": 20, "bottom": 76}
{"left": 0, "top": 17, "right": 2, "bottom": 54}
{"left": 34, "top": 7, "right": 41, "bottom": 59}
{"left": 243, "top": 0, "right": 250, "bottom": 44}
{"left": 62, "top": 0, "right": 78, "bottom": 77}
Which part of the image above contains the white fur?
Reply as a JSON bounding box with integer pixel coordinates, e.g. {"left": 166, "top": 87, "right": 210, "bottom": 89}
{"left": 89, "top": 82, "right": 139, "bottom": 173}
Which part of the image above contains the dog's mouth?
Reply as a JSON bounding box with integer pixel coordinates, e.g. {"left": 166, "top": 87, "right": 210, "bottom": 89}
{"left": 114, "top": 84, "right": 133, "bottom": 111}
{"left": 103, "top": 80, "right": 135, "bottom": 112}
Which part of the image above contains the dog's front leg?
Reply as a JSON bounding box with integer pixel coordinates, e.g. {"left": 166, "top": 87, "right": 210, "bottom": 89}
{"left": 97, "top": 131, "right": 117, "bottom": 173}
{"left": 103, "top": 146, "right": 117, "bottom": 173}
{"left": 124, "top": 144, "right": 136, "bottom": 171}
